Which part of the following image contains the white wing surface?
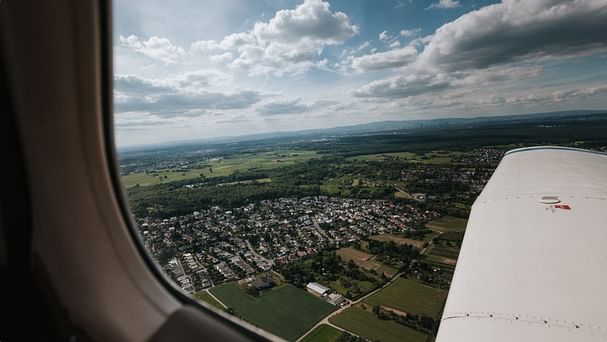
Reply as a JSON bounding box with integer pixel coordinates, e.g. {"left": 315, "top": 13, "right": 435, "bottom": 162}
{"left": 437, "top": 146, "right": 607, "bottom": 342}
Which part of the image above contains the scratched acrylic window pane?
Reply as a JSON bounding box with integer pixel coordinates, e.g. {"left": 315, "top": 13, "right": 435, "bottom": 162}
{"left": 113, "top": 0, "right": 607, "bottom": 340}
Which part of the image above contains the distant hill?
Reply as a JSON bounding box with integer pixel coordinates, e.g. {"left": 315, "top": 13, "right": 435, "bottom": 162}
{"left": 118, "top": 110, "right": 606, "bottom": 153}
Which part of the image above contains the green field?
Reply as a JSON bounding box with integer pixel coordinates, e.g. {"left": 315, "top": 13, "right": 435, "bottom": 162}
{"left": 428, "top": 244, "right": 460, "bottom": 260}
{"left": 121, "top": 150, "right": 317, "bottom": 187}
{"left": 209, "top": 283, "right": 335, "bottom": 341}
{"left": 347, "top": 151, "right": 417, "bottom": 161}
{"left": 347, "top": 150, "right": 462, "bottom": 164}
{"left": 336, "top": 247, "right": 397, "bottom": 277}
{"left": 192, "top": 291, "right": 225, "bottom": 310}
{"left": 300, "top": 324, "right": 343, "bottom": 342}
{"left": 363, "top": 278, "right": 447, "bottom": 318}
{"left": 329, "top": 307, "right": 428, "bottom": 342}
{"left": 425, "top": 216, "right": 468, "bottom": 232}
{"left": 369, "top": 233, "right": 427, "bottom": 249}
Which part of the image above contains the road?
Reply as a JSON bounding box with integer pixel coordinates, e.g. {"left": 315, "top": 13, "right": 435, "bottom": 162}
{"left": 242, "top": 238, "right": 274, "bottom": 267}
{"left": 312, "top": 217, "right": 333, "bottom": 243}
{"left": 296, "top": 272, "right": 404, "bottom": 341}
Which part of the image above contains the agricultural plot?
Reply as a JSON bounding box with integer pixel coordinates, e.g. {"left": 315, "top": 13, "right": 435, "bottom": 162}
{"left": 300, "top": 324, "right": 343, "bottom": 342}
{"left": 428, "top": 244, "right": 460, "bottom": 260}
{"left": 210, "top": 283, "right": 335, "bottom": 341}
{"left": 121, "top": 150, "right": 317, "bottom": 187}
{"left": 425, "top": 216, "right": 468, "bottom": 232}
{"left": 425, "top": 254, "right": 457, "bottom": 266}
{"left": 369, "top": 233, "right": 426, "bottom": 249}
{"left": 336, "top": 248, "right": 397, "bottom": 277}
{"left": 329, "top": 307, "right": 428, "bottom": 342}
{"left": 363, "top": 277, "right": 447, "bottom": 318}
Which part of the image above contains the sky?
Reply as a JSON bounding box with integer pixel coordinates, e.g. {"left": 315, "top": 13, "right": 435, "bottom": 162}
{"left": 113, "top": 0, "right": 607, "bottom": 147}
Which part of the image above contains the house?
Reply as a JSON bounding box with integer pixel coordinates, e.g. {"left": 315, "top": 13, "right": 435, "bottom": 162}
{"left": 327, "top": 293, "right": 346, "bottom": 306}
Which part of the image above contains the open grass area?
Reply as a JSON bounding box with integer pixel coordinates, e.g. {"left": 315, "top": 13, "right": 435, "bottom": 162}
{"left": 300, "top": 324, "right": 343, "bottom": 342}
{"left": 329, "top": 307, "right": 428, "bottom": 342}
{"left": 425, "top": 216, "right": 468, "bottom": 232}
{"left": 369, "top": 234, "right": 426, "bottom": 249}
{"left": 336, "top": 248, "right": 397, "bottom": 277}
{"left": 210, "top": 283, "right": 335, "bottom": 341}
{"left": 363, "top": 278, "right": 447, "bottom": 318}
{"left": 121, "top": 150, "right": 317, "bottom": 187}
{"left": 192, "top": 291, "right": 225, "bottom": 310}
{"left": 425, "top": 254, "right": 457, "bottom": 266}
{"left": 428, "top": 244, "right": 460, "bottom": 259}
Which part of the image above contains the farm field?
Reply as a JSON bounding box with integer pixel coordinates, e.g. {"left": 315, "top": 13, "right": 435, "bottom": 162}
{"left": 363, "top": 277, "right": 447, "bottom": 318}
{"left": 329, "top": 307, "right": 428, "bottom": 342}
{"left": 209, "top": 283, "right": 335, "bottom": 341}
{"left": 425, "top": 254, "right": 457, "bottom": 266}
{"left": 369, "top": 233, "right": 427, "bottom": 249}
{"left": 192, "top": 291, "right": 225, "bottom": 310}
{"left": 336, "top": 247, "right": 397, "bottom": 277}
{"left": 300, "top": 324, "right": 343, "bottom": 342}
{"left": 425, "top": 216, "right": 468, "bottom": 232}
{"left": 121, "top": 150, "right": 318, "bottom": 187}
{"left": 428, "top": 244, "right": 460, "bottom": 260}
{"left": 347, "top": 150, "right": 463, "bottom": 164}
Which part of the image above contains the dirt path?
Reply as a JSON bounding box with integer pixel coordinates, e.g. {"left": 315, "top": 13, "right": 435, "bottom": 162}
{"left": 203, "top": 288, "right": 228, "bottom": 309}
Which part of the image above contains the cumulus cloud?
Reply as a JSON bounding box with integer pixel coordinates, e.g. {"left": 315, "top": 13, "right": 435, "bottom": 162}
{"left": 119, "top": 35, "right": 185, "bottom": 64}
{"left": 353, "top": 0, "right": 607, "bottom": 100}
{"left": 353, "top": 73, "right": 451, "bottom": 98}
{"left": 427, "top": 0, "right": 460, "bottom": 10}
{"left": 351, "top": 45, "right": 417, "bottom": 71}
{"left": 190, "top": 0, "right": 358, "bottom": 76}
{"left": 253, "top": 0, "right": 358, "bottom": 43}
{"left": 418, "top": 0, "right": 607, "bottom": 71}
{"left": 257, "top": 98, "right": 312, "bottom": 116}
{"left": 114, "top": 73, "right": 266, "bottom": 117}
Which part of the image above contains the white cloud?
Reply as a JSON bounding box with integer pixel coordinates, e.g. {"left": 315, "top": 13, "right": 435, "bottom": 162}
{"left": 353, "top": 0, "right": 607, "bottom": 100}
{"left": 351, "top": 45, "right": 418, "bottom": 71}
{"left": 119, "top": 35, "right": 185, "bottom": 64}
{"left": 353, "top": 72, "right": 451, "bottom": 98}
{"left": 427, "top": 0, "right": 461, "bottom": 10}
{"left": 190, "top": 0, "right": 358, "bottom": 76}
{"left": 389, "top": 41, "right": 401, "bottom": 49}
{"left": 114, "top": 72, "right": 267, "bottom": 117}
{"left": 400, "top": 28, "right": 421, "bottom": 38}
{"left": 257, "top": 98, "right": 312, "bottom": 116}
{"left": 256, "top": 97, "right": 339, "bottom": 116}
{"left": 418, "top": 0, "right": 607, "bottom": 71}
{"left": 379, "top": 31, "right": 390, "bottom": 41}
{"left": 253, "top": 0, "right": 358, "bottom": 43}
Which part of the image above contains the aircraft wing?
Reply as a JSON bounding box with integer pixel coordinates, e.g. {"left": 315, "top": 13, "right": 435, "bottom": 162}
{"left": 436, "top": 147, "right": 607, "bottom": 342}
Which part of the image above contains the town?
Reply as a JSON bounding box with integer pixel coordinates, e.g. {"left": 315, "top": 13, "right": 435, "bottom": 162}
{"left": 136, "top": 196, "right": 439, "bottom": 295}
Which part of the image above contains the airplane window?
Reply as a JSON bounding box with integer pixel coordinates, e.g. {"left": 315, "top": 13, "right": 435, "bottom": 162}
{"left": 112, "top": 0, "right": 607, "bottom": 340}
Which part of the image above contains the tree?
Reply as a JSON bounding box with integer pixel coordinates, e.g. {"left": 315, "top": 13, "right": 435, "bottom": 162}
{"left": 372, "top": 305, "right": 380, "bottom": 315}
{"left": 246, "top": 286, "right": 260, "bottom": 297}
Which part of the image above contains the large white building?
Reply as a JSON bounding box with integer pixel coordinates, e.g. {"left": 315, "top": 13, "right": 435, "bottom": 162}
{"left": 306, "top": 282, "right": 330, "bottom": 297}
